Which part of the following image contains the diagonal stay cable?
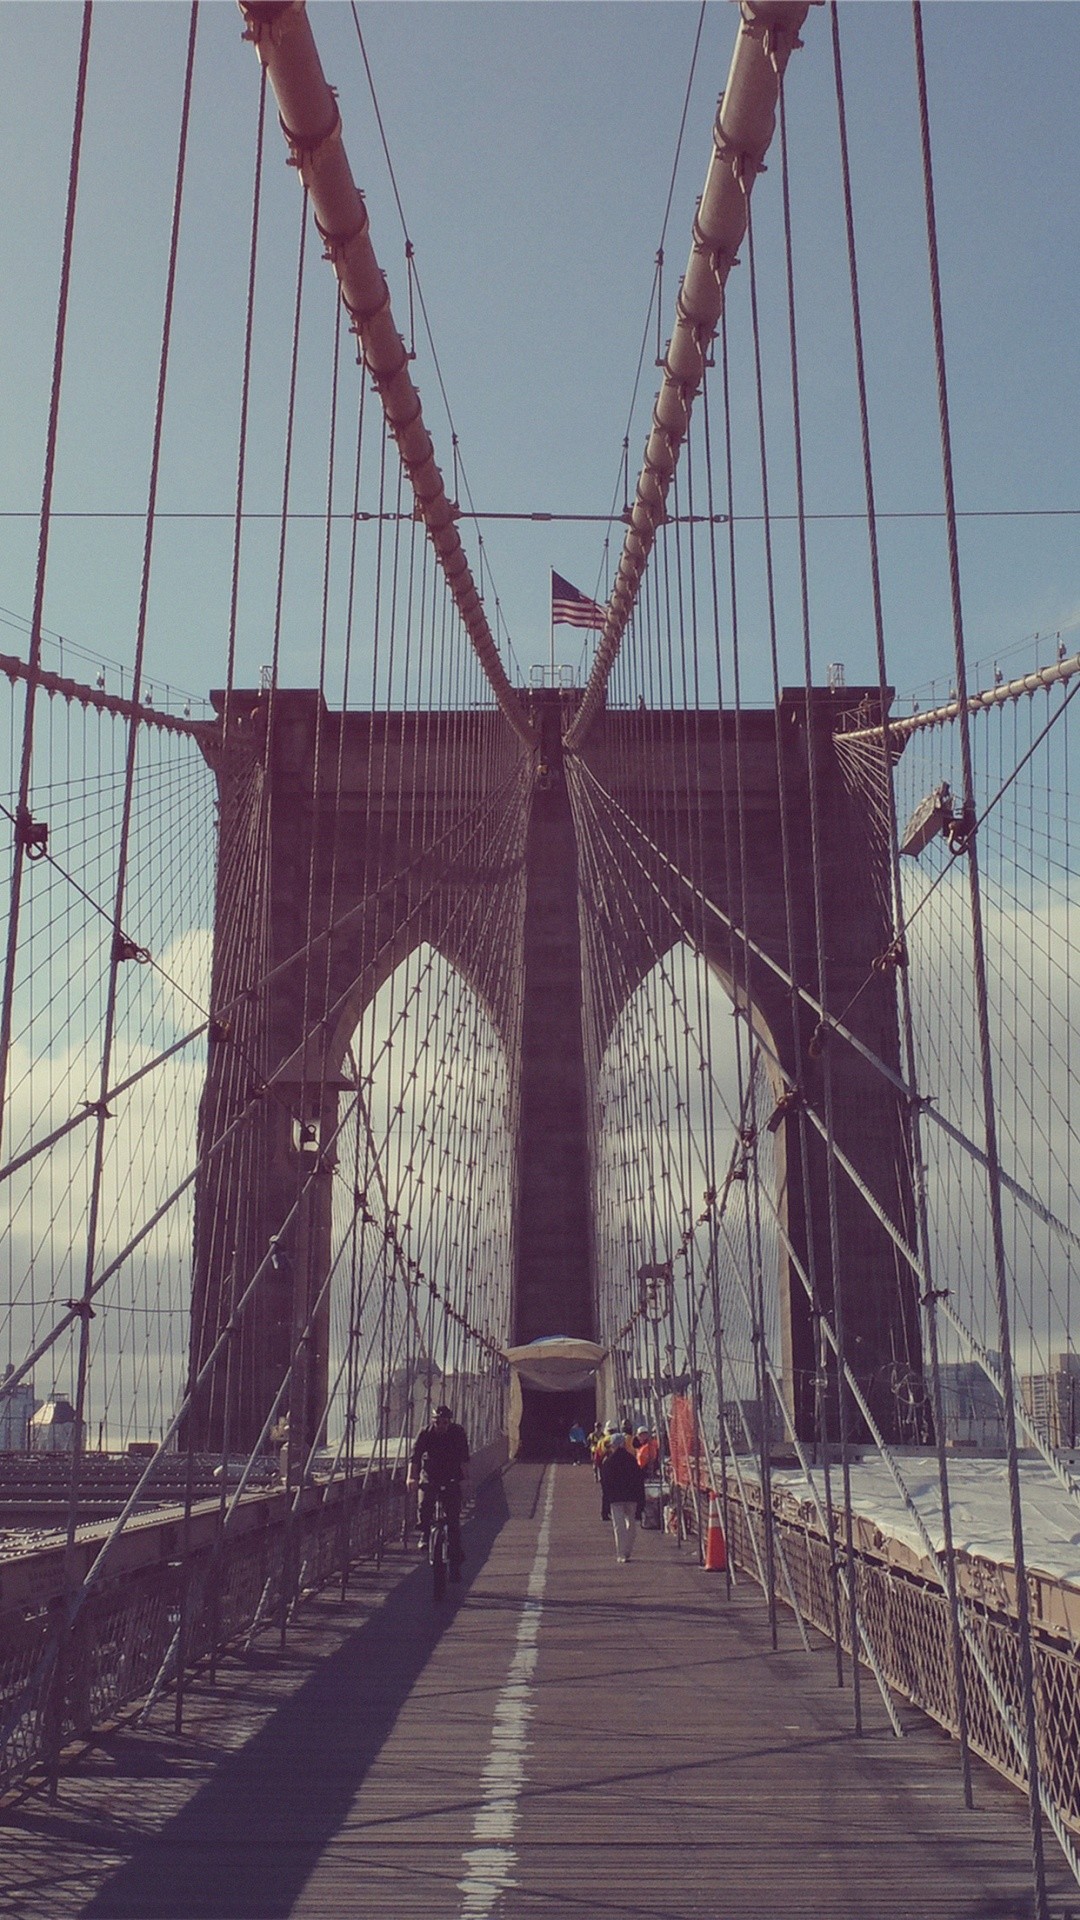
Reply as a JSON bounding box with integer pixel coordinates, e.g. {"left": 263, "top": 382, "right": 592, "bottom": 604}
{"left": 829, "top": 672, "right": 1080, "bottom": 1039}
{"left": 573, "top": 754, "right": 1080, "bottom": 1264}
{"left": 0, "top": 772, "right": 529, "bottom": 1402}
{"left": 0, "top": 762, "right": 524, "bottom": 1186}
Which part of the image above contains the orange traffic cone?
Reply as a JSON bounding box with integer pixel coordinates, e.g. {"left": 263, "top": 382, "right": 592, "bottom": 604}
{"left": 703, "top": 1490, "right": 727, "bottom": 1571}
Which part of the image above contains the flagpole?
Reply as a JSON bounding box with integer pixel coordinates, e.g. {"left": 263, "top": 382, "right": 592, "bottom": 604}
{"left": 549, "top": 568, "right": 555, "bottom": 685}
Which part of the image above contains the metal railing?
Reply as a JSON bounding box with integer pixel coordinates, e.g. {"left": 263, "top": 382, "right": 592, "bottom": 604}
{"left": 725, "top": 1488, "right": 1080, "bottom": 1838}
{"left": 0, "top": 1471, "right": 407, "bottom": 1795}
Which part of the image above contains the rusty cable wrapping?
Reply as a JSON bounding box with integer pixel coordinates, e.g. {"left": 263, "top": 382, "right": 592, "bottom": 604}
{"left": 567, "top": 1, "right": 810, "bottom": 750}
{"left": 238, "top": 0, "right": 534, "bottom": 747}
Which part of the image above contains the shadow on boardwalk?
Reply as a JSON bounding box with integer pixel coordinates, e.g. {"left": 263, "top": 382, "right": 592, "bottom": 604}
{"left": 79, "top": 1475, "right": 512, "bottom": 1920}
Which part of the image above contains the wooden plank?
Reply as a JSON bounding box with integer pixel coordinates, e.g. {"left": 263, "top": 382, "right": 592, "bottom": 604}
{"left": 0, "top": 1465, "right": 1073, "bottom": 1918}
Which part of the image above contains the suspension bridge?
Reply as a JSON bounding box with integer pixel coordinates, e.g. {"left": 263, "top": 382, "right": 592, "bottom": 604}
{"left": 1, "top": 1, "right": 1079, "bottom": 1914}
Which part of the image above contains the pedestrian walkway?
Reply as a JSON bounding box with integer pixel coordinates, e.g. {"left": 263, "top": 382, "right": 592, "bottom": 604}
{"left": 0, "top": 1464, "right": 1072, "bottom": 1918}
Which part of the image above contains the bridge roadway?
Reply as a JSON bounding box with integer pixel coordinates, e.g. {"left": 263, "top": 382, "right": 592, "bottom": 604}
{"left": 1, "top": 1464, "right": 1072, "bottom": 1919}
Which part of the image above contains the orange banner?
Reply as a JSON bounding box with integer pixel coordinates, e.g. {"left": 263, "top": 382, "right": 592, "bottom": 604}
{"left": 668, "top": 1395, "right": 702, "bottom": 1488}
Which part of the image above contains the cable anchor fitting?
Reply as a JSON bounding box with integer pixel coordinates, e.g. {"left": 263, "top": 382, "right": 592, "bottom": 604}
{"left": 808, "top": 1021, "right": 832, "bottom": 1061}
{"left": 766, "top": 1087, "right": 804, "bottom": 1134}
{"left": 114, "top": 932, "right": 150, "bottom": 964}
{"left": 874, "top": 936, "right": 908, "bottom": 973}
{"left": 944, "top": 800, "right": 976, "bottom": 855}
{"left": 15, "top": 809, "right": 48, "bottom": 859}
{"left": 920, "top": 1287, "right": 950, "bottom": 1308}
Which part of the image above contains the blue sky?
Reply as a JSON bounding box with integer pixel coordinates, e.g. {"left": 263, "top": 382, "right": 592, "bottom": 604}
{"left": 0, "top": 1, "right": 1077, "bottom": 713}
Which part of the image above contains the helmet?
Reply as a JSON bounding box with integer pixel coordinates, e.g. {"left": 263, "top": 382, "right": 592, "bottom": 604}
{"left": 604, "top": 1420, "right": 619, "bottom": 1434}
{"left": 434, "top": 1404, "right": 453, "bottom": 1419}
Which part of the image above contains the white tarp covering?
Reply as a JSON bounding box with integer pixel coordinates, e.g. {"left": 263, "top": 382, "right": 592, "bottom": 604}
{"left": 503, "top": 1337, "right": 607, "bottom": 1393}
{"left": 749, "top": 1453, "right": 1080, "bottom": 1589}
{"left": 503, "top": 1338, "right": 609, "bottom": 1455}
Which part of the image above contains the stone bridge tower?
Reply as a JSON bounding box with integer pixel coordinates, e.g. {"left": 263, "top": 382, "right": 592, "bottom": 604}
{"left": 189, "top": 685, "right": 919, "bottom": 1452}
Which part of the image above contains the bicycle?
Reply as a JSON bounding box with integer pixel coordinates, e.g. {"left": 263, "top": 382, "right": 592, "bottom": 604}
{"left": 427, "top": 1486, "right": 451, "bottom": 1602}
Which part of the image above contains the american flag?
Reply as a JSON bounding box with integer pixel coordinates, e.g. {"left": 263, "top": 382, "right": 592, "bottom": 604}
{"left": 551, "top": 570, "right": 606, "bottom": 630}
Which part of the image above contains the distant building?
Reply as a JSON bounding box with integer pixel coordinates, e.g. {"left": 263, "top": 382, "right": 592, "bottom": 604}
{"left": 721, "top": 1396, "right": 785, "bottom": 1453}
{"left": 938, "top": 1358, "right": 1006, "bottom": 1451}
{"left": 1021, "top": 1353, "right": 1080, "bottom": 1452}
{"left": 28, "top": 1397, "right": 82, "bottom": 1453}
{"left": 0, "top": 1368, "right": 34, "bottom": 1450}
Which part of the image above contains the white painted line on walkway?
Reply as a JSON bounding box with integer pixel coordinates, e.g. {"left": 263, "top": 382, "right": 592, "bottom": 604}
{"left": 457, "top": 1469, "right": 556, "bottom": 1919}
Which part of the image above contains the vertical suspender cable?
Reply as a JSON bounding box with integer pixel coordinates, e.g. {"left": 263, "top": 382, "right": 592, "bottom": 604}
{"left": 828, "top": 0, "right": 973, "bottom": 1804}
{"left": 270, "top": 187, "right": 311, "bottom": 1629}
{"left": 0, "top": 1, "right": 94, "bottom": 1158}
{"left": 38, "top": 2, "right": 201, "bottom": 1798}
{"left": 65, "top": 1, "right": 201, "bottom": 1571}
{"left": 223, "top": 66, "right": 268, "bottom": 728}
{"left": 710, "top": 314, "right": 789, "bottom": 1658}
{"left": 912, "top": 5, "right": 1047, "bottom": 1907}
{"left": 766, "top": 78, "right": 866, "bottom": 1727}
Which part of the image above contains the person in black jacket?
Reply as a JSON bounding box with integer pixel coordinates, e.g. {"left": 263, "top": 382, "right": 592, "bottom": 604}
{"left": 408, "top": 1404, "right": 470, "bottom": 1577}
{"left": 599, "top": 1435, "right": 646, "bottom": 1563}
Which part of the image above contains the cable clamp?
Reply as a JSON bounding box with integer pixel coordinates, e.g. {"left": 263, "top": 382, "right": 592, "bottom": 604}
{"left": 712, "top": 125, "right": 764, "bottom": 193}
{"left": 761, "top": 20, "right": 803, "bottom": 73}
{"left": 920, "top": 1287, "right": 950, "bottom": 1307}
{"left": 15, "top": 808, "right": 48, "bottom": 859}
{"left": 81, "top": 1099, "right": 113, "bottom": 1120}
{"left": 279, "top": 102, "right": 342, "bottom": 172}
{"left": 66, "top": 1298, "right": 95, "bottom": 1320}
{"left": 808, "top": 1020, "right": 831, "bottom": 1060}
{"left": 945, "top": 801, "right": 976, "bottom": 855}
{"left": 208, "top": 1019, "right": 231, "bottom": 1044}
{"left": 874, "top": 936, "right": 908, "bottom": 973}
{"left": 114, "top": 932, "right": 150, "bottom": 964}
{"left": 314, "top": 207, "right": 367, "bottom": 266}
{"left": 766, "top": 1087, "right": 803, "bottom": 1134}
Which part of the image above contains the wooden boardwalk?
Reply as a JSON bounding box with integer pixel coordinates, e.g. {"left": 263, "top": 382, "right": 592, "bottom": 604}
{"left": 1, "top": 1463, "right": 1074, "bottom": 1919}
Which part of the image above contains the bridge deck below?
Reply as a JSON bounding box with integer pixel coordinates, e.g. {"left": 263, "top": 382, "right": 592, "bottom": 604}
{"left": 2, "top": 1463, "right": 1070, "bottom": 1918}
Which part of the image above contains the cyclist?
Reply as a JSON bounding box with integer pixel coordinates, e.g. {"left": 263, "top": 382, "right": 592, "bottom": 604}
{"left": 408, "top": 1403, "right": 470, "bottom": 1580}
